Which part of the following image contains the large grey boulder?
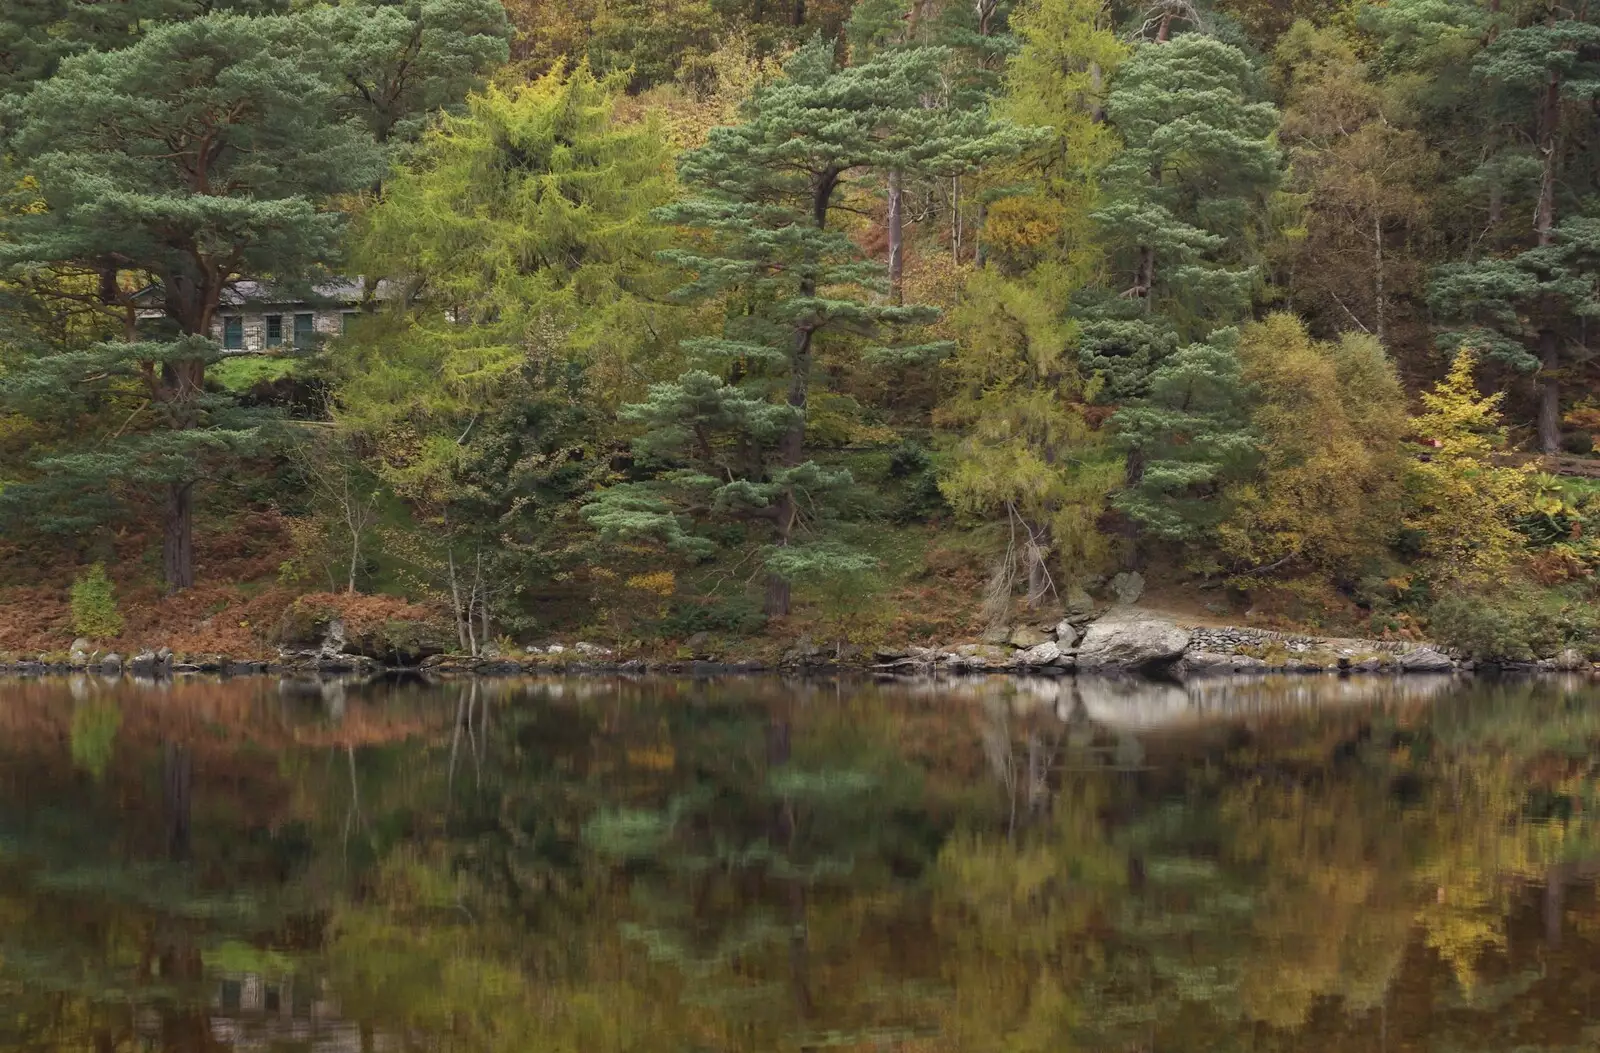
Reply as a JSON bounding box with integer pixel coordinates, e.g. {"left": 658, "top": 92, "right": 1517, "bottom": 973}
{"left": 1014, "top": 641, "right": 1063, "bottom": 667}
{"left": 319, "top": 618, "right": 348, "bottom": 659}
{"left": 1551, "top": 648, "right": 1589, "bottom": 671}
{"left": 1064, "top": 586, "right": 1097, "bottom": 620}
{"left": 1397, "top": 646, "right": 1454, "bottom": 673}
{"left": 1053, "top": 620, "right": 1079, "bottom": 647}
{"left": 1076, "top": 609, "right": 1191, "bottom": 671}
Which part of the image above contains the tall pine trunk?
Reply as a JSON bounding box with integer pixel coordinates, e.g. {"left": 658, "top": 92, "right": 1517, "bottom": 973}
{"left": 1535, "top": 67, "right": 1562, "bottom": 455}
{"left": 764, "top": 173, "right": 837, "bottom": 618}
{"left": 162, "top": 481, "right": 195, "bottom": 591}
{"left": 766, "top": 326, "right": 812, "bottom": 618}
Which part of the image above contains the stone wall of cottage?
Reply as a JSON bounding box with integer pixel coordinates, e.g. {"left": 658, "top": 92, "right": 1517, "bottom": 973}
{"left": 211, "top": 307, "right": 352, "bottom": 353}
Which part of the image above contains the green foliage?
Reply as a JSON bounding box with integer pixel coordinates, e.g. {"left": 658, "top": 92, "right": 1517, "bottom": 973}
{"left": 305, "top": 0, "right": 510, "bottom": 146}
{"left": 1429, "top": 586, "right": 1600, "bottom": 661}
{"left": 0, "top": 11, "right": 384, "bottom": 585}
{"left": 340, "top": 66, "right": 678, "bottom": 498}
{"left": 69, "top": 563, "right": 123, "bottom": 639}
{"left": 1090, "top": 32, "right": 1280, "bottom": 333}
{"left": 656, "top": 594, "right": 769, "bottom": 636}
{"left": 213, "top": 356, "right": 297, "bottom": 393}
{"left": 68, "top": 700, "right": 120, "bottom": 781}
{"left": 1112, "top": 329, "right": 1258, "bottom": 542}
{"left": 940, "top": 269, "right": 1122, "bottom": 578}
{"left": 596, "top": 39, "right": 1036, "bottom": 610}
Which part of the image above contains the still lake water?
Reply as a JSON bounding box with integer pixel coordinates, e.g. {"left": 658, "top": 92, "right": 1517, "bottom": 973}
{"left": 2, "top": 672, "right": 1600, "bottom": 1052}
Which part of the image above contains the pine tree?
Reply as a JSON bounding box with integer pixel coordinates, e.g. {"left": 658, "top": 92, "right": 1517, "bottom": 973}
{"left": 0, "top": 13, "right": 384, "bottom": 588}
{"left": 1089, "top": 32, "right": 1280, "bottom": 330}
{"left": 592, "top": 39, "right": 1034, "bottom": 616}
{"left": 1082, "top": 29, "right": 1280, "bottom": 546}
{"left": 0, "top": 0, "right": 285, "bottom": 107}
{"left": 305, "top": 0, "right": 511, "bottom": 148}
{"left": 1111, "top": 328, "right": 1258, "bottom": 541}
{"left": 1428, "top": 13, "right": 1600, "bottom": 454}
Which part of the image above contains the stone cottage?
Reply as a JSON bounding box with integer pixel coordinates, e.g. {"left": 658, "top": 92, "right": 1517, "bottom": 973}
{"left": 136, "top": 278, "right": 394, "bottom": 352}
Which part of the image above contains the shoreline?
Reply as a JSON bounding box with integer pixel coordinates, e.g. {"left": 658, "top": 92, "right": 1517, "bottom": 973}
{"left": 8, "top": 607, "right": 1592, "bottom": 680}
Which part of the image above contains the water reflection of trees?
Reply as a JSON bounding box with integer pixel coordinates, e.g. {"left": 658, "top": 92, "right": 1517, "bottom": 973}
{"left": 4, "top": 675, "right": 1600, "bottom": 1051}
{"left": 940, "top": 676, "right": 1600, "bottom": 1052}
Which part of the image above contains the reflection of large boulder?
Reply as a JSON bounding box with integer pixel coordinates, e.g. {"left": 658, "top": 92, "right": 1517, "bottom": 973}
{"left": 1175, "top": 650, "right": 1266, "bottom": 677}
{"left": 1076, "top": 608, "right": 1191, "bottom": 671}
{"left": 1064, "top": 676, "right": 1191, "bottom": 728}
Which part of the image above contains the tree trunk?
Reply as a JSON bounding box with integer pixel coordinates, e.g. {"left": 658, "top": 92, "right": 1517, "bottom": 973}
{"left": 1539, "top": 327, "right": 1561, "bottom": 454}
{"left": 447, "top": 544, "right": 470, "bottom": 652}
{"left": 1089, "top": 63, "right": 1106, "bottom": 123}
{"left": 1535, "top": 66, "right": 1561, "bottom": 455}
{"left": 163, "top": 482, "right": 195, "bottom": 591}
{"left": 1373, "top": 213, "right": 1386, "bottom": 346}
{"left": 1120, "top": 447, "right": 1145, "bottom": 569}
{"left": 765, "top": 174, "right": 832, "bottom": 619}
{"left": 887, "top": 169, "right": 904, "bottom": 305}
{"left": 163, "top": 741, "right": 192, "bottom": 862}
{"left": 765, "top": 574, "right": 792, "bottom": 620}
{"left": 951, "top": 175, "right": 962, "bottom": 262}
{"left": 974, "top": 193, "right": 986, "bottom": 267}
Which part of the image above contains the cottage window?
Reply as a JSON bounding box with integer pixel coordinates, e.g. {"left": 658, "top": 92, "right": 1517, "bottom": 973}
{"left": 293, "top": 313, "right": 315, "bottom": 346}
{"left": 222, "top": 316, "right": 243, "bottom": 350}
{"left": 265, "top": 314, "right": 283, "bottom": 346}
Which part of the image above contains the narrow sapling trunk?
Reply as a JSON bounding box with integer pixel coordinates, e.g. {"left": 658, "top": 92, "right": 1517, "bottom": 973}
{"left": 1373, "top": 214, "right": 1386, "bottom": 346}
{"left": 887, "top": 169, "right": 904, "bottom": 305}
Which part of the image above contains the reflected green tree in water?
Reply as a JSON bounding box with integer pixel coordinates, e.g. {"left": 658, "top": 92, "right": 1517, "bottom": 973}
{"left": 11, "top": 676, "right": 1600, "bottom": 1053}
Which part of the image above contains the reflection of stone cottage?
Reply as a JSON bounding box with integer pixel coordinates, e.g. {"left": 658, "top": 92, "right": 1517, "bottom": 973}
{"left": 197, "top": 971, "right": 361, "bottom": 1053}
{"left": 135, "top": 279, "right": 393, "bottom": 353}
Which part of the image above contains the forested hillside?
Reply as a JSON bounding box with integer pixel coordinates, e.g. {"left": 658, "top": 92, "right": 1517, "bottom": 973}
{"left": 4, "top": 0, "right": 1600, "bottom": 660}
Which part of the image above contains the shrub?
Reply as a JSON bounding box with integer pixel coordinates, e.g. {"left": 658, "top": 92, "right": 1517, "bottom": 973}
{"left": 1429, "top": 586, "right": 1600, "bottom": 660}
{"left": 70, "top": 563, "right": 124, "bottom": 639}
{"left": 657, "top": 595, "right": 768, "bottom": 637}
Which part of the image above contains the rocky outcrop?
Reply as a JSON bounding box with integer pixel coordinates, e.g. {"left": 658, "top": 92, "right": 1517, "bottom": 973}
{"left": 1076, "top": 609, "right": 1191, "bottom": 672}
{"left": 1397, "top": 646, "right": 1454, "bottom": 672}
{"left": 1014, "top": 641, "right": 1071, "bottom": 669}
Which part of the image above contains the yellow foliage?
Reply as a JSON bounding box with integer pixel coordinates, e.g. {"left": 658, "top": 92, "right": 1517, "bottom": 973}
{"left": 1219, "top": 312, "right": 1407, "bottom": 574}
{"left": 938, "top": 270, "right": 1122, "bottom": 578}
{"left": 625, "top": 570, "right": 676, "bottom": 597}
{"left": 629, "top": 31, "right": 786, "bottom": 151}
{"left": 982, "top": 194, "right": 1067, "bottom": 257}
{"left": 1404, "top": 349, "right": 1533, "bottom": 583}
